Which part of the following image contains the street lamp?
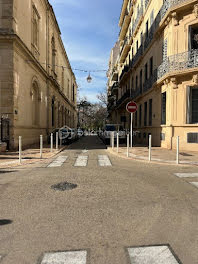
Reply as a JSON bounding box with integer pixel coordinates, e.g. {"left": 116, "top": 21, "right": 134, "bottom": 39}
{"left": 87, "top": 72, "right": 92, "bottom": 83}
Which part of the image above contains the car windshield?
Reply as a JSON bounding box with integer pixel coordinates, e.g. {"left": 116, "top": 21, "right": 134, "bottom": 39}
{"left": 105, "top": 125, "right": 116, "bottom": 131}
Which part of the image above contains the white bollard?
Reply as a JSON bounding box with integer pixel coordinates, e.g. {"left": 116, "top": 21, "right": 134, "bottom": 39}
{"left": 56, "top": 132, "right": 58, "bottom": 150}
{"left": 40, "top": 135, "right": 43, "bottom": 159}
{"left": 51, "top": 133, "right": 53, "bottom": 153}
{"left": 19, "top": 136, "right": 22, "bottom": 164}
{"left": 176, "top": 136, "right": 179, "bottom": 164}
{"left": 149, "top": 135, "right": 152, "bottom": 161}
{"left": 117, "top": 133, "right": 119, "bottom": 153}
{"left": 127, "top": 134, "right": 129, "bottom": 157}
{"left": 112, "top": 132, "right": 114, "bottom": 149}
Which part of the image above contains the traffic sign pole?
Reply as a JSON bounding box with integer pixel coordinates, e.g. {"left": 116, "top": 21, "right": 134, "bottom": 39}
{"left": 126, "top": 101, "right": 137, "bottom": 149}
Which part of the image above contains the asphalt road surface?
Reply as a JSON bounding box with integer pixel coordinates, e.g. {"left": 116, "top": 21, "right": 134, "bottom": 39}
{"left": 0, "top": 136, "right": 198, "bottom": 264}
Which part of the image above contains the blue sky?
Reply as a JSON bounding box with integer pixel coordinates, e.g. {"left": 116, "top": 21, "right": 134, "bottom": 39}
{"left": 49, "top": 0, "right": 122, "bottom": 103}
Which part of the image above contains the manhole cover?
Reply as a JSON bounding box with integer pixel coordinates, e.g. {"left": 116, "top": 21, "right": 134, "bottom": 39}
{"left": 0, "top": 219, "right": 12, "bottom": 226}
{"left": 51, "top": 182, "right": 77, "bottom": 191}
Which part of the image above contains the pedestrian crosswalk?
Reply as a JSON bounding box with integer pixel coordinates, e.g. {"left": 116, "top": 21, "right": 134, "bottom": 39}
{"left": 174, "top": 172, "right": 198, "bottom": 189}
{"left": 40, "top": 250, "right": 87, "bottom": 264}
{"left": 47, "top": 156, "right": 68, "bottom": 168}
{"left": 47, "top": 155, "right": 112, "bottom": 168}
{"left": 128, "top": 245, "right": 179, "bottom": 264}
{"left": 74, "top": 155, "right": 88, "bottom": 167}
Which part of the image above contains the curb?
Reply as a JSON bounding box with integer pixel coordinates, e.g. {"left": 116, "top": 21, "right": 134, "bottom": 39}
{"left": 0, "top": 145, "right": 68, "bottom": 170}
{"left": 107, "top": 148, "right": 198, "bottom": 167}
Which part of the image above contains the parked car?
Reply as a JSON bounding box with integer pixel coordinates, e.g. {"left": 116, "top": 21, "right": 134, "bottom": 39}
{"left": 77, "top": 128, "right": 84, "bottom": 137}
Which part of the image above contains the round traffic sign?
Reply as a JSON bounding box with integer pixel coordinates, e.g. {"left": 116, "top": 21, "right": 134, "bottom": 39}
{"left": 126, "top": 101, "right": 137, "bottom": 113}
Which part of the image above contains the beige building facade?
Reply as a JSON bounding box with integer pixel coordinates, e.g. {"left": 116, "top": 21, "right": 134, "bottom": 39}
{"left": 108, "top": 0, "right": 198, "bottom": 151}
{"left": 0, "top": 0, "right": 77, "bottom": 149}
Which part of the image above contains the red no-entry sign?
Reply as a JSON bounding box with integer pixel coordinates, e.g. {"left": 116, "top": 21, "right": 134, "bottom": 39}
{"left": 126, "top": 101, "right": 137, "bottom": 113}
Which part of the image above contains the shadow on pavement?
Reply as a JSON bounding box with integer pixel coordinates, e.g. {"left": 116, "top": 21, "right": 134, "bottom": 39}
{"left": 68, "top": 136, "right": 107, "bottom": 150}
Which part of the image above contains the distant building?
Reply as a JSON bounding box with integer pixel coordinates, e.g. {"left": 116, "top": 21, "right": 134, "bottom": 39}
{"left": 0, "top": 0, "right": 77, "bottom": 149}
{"left": 108, "top": 0, "right": 198, "bottom": 151}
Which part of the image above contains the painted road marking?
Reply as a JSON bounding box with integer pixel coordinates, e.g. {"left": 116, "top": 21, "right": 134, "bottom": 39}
{"left": 48, "top": 156, "right": 68, "bottom": 168}
{"left": 74, "top": 156, "right": 88, "bottom": 167}
{"left": 98, "top": 155, "right": 112, "bottom": 166}
{"left": 128, "top": 245, "right": 179, "bottom": 264}
{"left": 190, "top": 182, "right": 198, "bottom": 188}
{"left": 40, "top": 250, "right": 87, "bottom": 264}
{"left": 174, "top": 173, "right": 198, "bottom": 178}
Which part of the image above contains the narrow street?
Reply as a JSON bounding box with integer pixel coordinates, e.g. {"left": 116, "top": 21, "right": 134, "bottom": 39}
{"left": 0, "top": 136, "right": 198, "bottom": 264}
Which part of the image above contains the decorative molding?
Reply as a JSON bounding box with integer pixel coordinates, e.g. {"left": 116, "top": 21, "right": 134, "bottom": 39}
{"left": 193, "top": 4, "right": 198, "bottom": 18}
{"left": 193, "top": 74, "right": 198, "bottom": 85}
{"left": 172, "top": 12, "right": 179, "bottom": 26}
{"left": 171, "top": 77, "right": 178, "bottom": 89}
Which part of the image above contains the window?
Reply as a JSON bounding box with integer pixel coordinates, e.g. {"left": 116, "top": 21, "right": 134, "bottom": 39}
{"left": 144, "top": 63, "right": 148, "bottom": 81}
{"left": 187, "top": 86, "right": 198, "bottom": 123}
{"left": 140, "top": 69, "right": 143, "bottom": 93}
{"left": 146, "top": 20, "right": 149, "bottom": 38}
{"left": 150, "top": 57, "right": 153, "bottom": 76}
{"left": 32, "top": 82, "right": 40, "bottom": 126}
{"left": 136, "top": 40, "right": 138, "bottom": 52}
{"left": 51, "top": 98, "right": 55, "bottom": 127}
{"left": 61, "top": 67, "right": 64, "bottom": 91}
{"left": 189, "top": 24, "right": 198, "bottom": 50}
{"left": 149, "top": 99, "right": 152, "bottom": 126}
{"left": 141, "top": 31, "right": 143, "bottom": 45}
{"left": 144, "top": 101, "right": 147, "bottom": 126}
{"left": 73, "top": 84, "right": 75, "bottom": 101}
{"left": 139, "top": 104, "right": 142, "bottom": 127}
{"left": 51, "top": 37, "right": 56, "bottom": 73}
{"left": 135, "top": 75, "right": 138, "bottom": 90}
{"left": 161, "top": 92, "right": 166, "bottom": 125}
{"left": 150, "top": 9, "right": 154, "bottom": 26}
{"left": 135, "top": 111, "right": 138, "bottom": 127}
{"left": 32, "top": 5, "right": 40, "bottom": 48}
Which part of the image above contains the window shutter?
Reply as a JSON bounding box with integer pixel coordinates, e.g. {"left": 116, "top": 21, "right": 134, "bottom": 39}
{"left": 186, "top": 86, "right": 191, "bottom": 124}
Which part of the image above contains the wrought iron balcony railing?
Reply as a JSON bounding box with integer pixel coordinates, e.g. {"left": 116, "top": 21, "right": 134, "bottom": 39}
{"left": 157, "top": 49, "right": 198, "bottom": 80}
{"left": 132, "top": 4, "right": 143, "bottom": 35}
{"left": 130, "top": 45, "right": 143, "bottom": 68}
{"left": 143, "top": 69, "right": 157, "bottom": 92}
{"left": 120, "top": 64, "right": 129, "bottom": 81}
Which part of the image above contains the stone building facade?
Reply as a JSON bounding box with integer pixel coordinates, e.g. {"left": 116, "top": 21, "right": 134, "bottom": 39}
{"left": 0, "top": 0, "right": 78, "bottom": 149}
{"left": 108, "top": 0, "right": 198, "bottom": 151}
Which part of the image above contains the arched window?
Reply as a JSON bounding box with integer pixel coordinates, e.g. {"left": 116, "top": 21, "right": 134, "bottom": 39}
{"left": 32, "top": 82, "right": 40, "bottom": 126}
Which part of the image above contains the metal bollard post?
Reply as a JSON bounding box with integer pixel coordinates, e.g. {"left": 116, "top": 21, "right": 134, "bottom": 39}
{"left": 112, "top": 132, "right": 114, "bottom": 149}
{"left": 56, "top": 132, "right": 58, "bottom": 150}
{"left": 51, "top": 133, "right": 53, "bottom": 153}
{"left": 19, "top": 136, "right": 22, "bottom": 164}
{"left": 40, "top": 135, "right": 43, "bottom": 159}
{"left": 127, "top": 134, "right": 129, "bottom": 157}
{"left": 176, "top": 136, "right": 179, "bottom": 164}
{"left": 149, "top": 135, "right": 152, "bottom": 161}
{"left": 117, "top": 133, "right": 119, "bottom": 153}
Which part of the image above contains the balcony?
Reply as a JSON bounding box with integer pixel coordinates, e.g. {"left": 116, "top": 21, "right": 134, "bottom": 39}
{"left": 111, "top": 81, "right": 119, "bottom": 95}
{"left": 143, "top": 69, "right": 157, "bottom": 93}
{"left": 119, "top": 64, "right": 129, "bottom": 81}
{"left": 119, "top": 11, "right": 131, "bottom": 40}
{"left": 157, "top": 49, "right": 198, "bottom": 80}
{"left": 130, "top": 45, "right": 143, "bottom": 68}
{"left": 120, "top": 36, "right": 131, "bottom": 63}
{"left": 116, "top": 90, "right": 131, "bottom": 108}
{"left": 111, "top": 69, "right": 118, "bottom": 82}
{"left": 132, "top": 4, "right": 143, "bottom": 36}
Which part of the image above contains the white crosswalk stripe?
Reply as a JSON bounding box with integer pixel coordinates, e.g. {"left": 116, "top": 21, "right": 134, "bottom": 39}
{"left": 74, "top": 156, "right": 88, "bottom": 167}
{"left": 174, "top": 173, "right": 198, "bottom": 178}
{"left": 40, "top": 250, "right": 87, "bottom": 264}
{"left": 190, "top": 182, "right": 198, "bottom": 188}
{"left": 127, "top": 245, "right": 179, "bottom": 264}
{"left": 48, "top": 156, "right": 68, "bottom": 168}
{"left": 98, "top": 155, "right": 112, "bottom": 166}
